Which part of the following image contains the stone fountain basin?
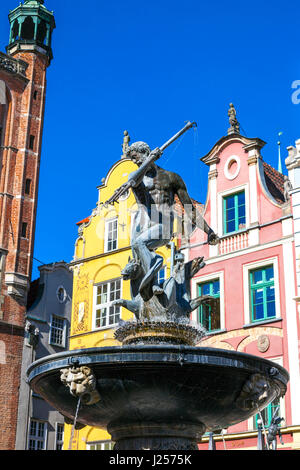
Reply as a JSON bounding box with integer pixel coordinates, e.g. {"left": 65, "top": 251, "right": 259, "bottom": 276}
{"left": 27, "top": 345, "right": 289, "bottom": 437}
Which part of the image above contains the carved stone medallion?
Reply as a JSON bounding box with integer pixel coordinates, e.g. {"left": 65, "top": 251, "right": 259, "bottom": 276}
{"left": 257, "top": 335, "right": 270, "bottom": 353}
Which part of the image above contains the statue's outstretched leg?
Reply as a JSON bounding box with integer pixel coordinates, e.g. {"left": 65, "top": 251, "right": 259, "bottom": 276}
{"left": 131, "top": 224, "right": 170, "bottom": 301}
{"left": 189, "top": 295, "right": 213, "bottom": 312}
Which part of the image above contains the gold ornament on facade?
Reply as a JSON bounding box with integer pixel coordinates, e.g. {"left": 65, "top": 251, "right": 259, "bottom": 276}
{"left": 72, "top": 272, "right": 90, "bottom": 335}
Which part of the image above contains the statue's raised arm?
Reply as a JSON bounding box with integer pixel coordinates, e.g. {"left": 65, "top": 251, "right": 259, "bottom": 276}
{"left": 104, "top": 121, "right": 197, "bottom": 207}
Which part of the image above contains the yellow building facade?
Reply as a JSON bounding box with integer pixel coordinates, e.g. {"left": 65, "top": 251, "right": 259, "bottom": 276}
{"left": 63, "top": 153, "right": 179, "bottom": 450}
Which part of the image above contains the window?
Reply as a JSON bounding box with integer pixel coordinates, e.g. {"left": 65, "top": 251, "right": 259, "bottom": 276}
{"left": 157, "top": 267, "right": 166, "bottom": 285}
{"left": 21, "top": 17, "right": 35, "bottom": 40}
{"left": 250, "top": 265, "right": 276, "bottom": 322}
{"left": 49, "top": 315, "right": 66, "bottom": 347}
{"left": 36, "top": 20, "right": 47, "bottom": 45}
{"left": 105, "top": 218, "right": 118, "bottom": 252}
{"left": 28, "top": 419, "right": 47, "bottom": 450}
{"left": 223, "top": 191, "right": 246, "bottom": 234}
{"left": 87, "top": 441, "right": 114, "bottom": 450}
{"left": 25, "top": 178, "right": 31, "bottom": 195}
{"left": 29, "top": 134, "right": 35, "bottom": 150}
{"left": 21, "top": 222, "right": 28, "bottom": 238}
{"left": 198, "top": 279, "right": 220, "bottom": 332}
{"left": 56, "top": 286, "right": 66, "bottom": 303}
{"left": 55, "top": 423, "right": 64, "bottom": 450}
{"left": 94, "top": 279, "right": 121, "bottom": 329}
{"left": 11, "top": 20, "right": 19, "bottom": 42}
{"left": 253, "top": 396, "right": 281, "bottom": 430}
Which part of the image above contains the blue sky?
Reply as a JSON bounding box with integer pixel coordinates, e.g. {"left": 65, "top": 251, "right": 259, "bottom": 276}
{"left": 1, "top": 0, "right": 300, "bottom": 279}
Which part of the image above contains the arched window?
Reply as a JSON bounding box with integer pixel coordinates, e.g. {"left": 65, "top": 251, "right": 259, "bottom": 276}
{"left": 36, "top": 20, "right": 47, "bottom": 45}
{"left": 11, "top": 20, "right": 19, "bottom": 42}
{"left": 21, "top": 16, "right": 35, "bottom": 40}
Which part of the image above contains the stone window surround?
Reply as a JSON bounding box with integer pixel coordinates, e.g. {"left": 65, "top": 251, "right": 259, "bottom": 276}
{"left": 56, "top": 285, "right": 67, "bottom": 304}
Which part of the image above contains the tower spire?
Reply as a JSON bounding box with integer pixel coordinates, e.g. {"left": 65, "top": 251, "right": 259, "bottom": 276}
{"left": 7, "top": 0, "right": 55, "bottom": 63}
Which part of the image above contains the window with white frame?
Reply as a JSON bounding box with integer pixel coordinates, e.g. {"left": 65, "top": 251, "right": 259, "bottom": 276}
{"left": 249, "top": 265, "right": 276, "bottom": 322}
{"left": 87, "top": 440, "right": 114, "bottom": 450}
{"left": 94, "top": 279, "right": 121, "bottom": 329}
{"left": 243, "top": 258, "right": 280, "bottom": 325}
{"left": 28, "top": 419, "right": 47, "bottom": 450}
{"left": 217, "top": 184, "right": 249, "bottom": 237}
{"left": 49, "top": 315, "right": 67, "bottom": 347}
{"left": 223, "top": 190, "right": 246, "bottom": 234}
{"left": 105, "top": 218, "right": 118, "bottom": 252}
{"left": 55, "top": 423, "right": 64, "bottom": 450}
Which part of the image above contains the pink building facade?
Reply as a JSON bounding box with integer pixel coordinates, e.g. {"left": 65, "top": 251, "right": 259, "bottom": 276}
{"left": 183, "top": 129, "right": 300, "bottom": 449}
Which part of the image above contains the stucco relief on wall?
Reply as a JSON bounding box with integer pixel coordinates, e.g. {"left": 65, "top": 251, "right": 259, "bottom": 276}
{"left": 257, "top": 334, "right": 270, "bottom": 353}
{"left": 199, "top": 326, "right": 282, "bottom": 354}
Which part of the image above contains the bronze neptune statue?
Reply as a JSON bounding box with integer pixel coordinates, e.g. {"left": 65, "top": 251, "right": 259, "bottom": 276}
{"left": 105, "top": 122, "right": 218, "bottom": 330}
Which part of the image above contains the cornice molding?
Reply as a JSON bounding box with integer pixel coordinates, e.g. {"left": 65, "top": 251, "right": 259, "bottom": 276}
{"left": 201, "top": 134, "right": 266, "bottom": 166}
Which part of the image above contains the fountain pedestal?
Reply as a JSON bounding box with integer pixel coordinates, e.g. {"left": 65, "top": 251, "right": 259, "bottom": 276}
{"left": 109, "top": 422, "right": 203, "bottom": 450}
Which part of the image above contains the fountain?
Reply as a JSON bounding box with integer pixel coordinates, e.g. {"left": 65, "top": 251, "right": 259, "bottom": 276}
{"left": 27, "top": 123, "right": 289, "bottom": 450}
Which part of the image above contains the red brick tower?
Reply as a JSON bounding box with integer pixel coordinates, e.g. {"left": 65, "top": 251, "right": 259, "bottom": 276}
{"left": 0, "top": 0, "right": 55, "bottom": 449}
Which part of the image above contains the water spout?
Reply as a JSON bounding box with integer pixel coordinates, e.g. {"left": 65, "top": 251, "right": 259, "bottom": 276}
{"left": 257, "top": 407, "right": 270, "bottom": 450}
{"left": 68, "top": 397, "right": 81, "bottom": 450}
